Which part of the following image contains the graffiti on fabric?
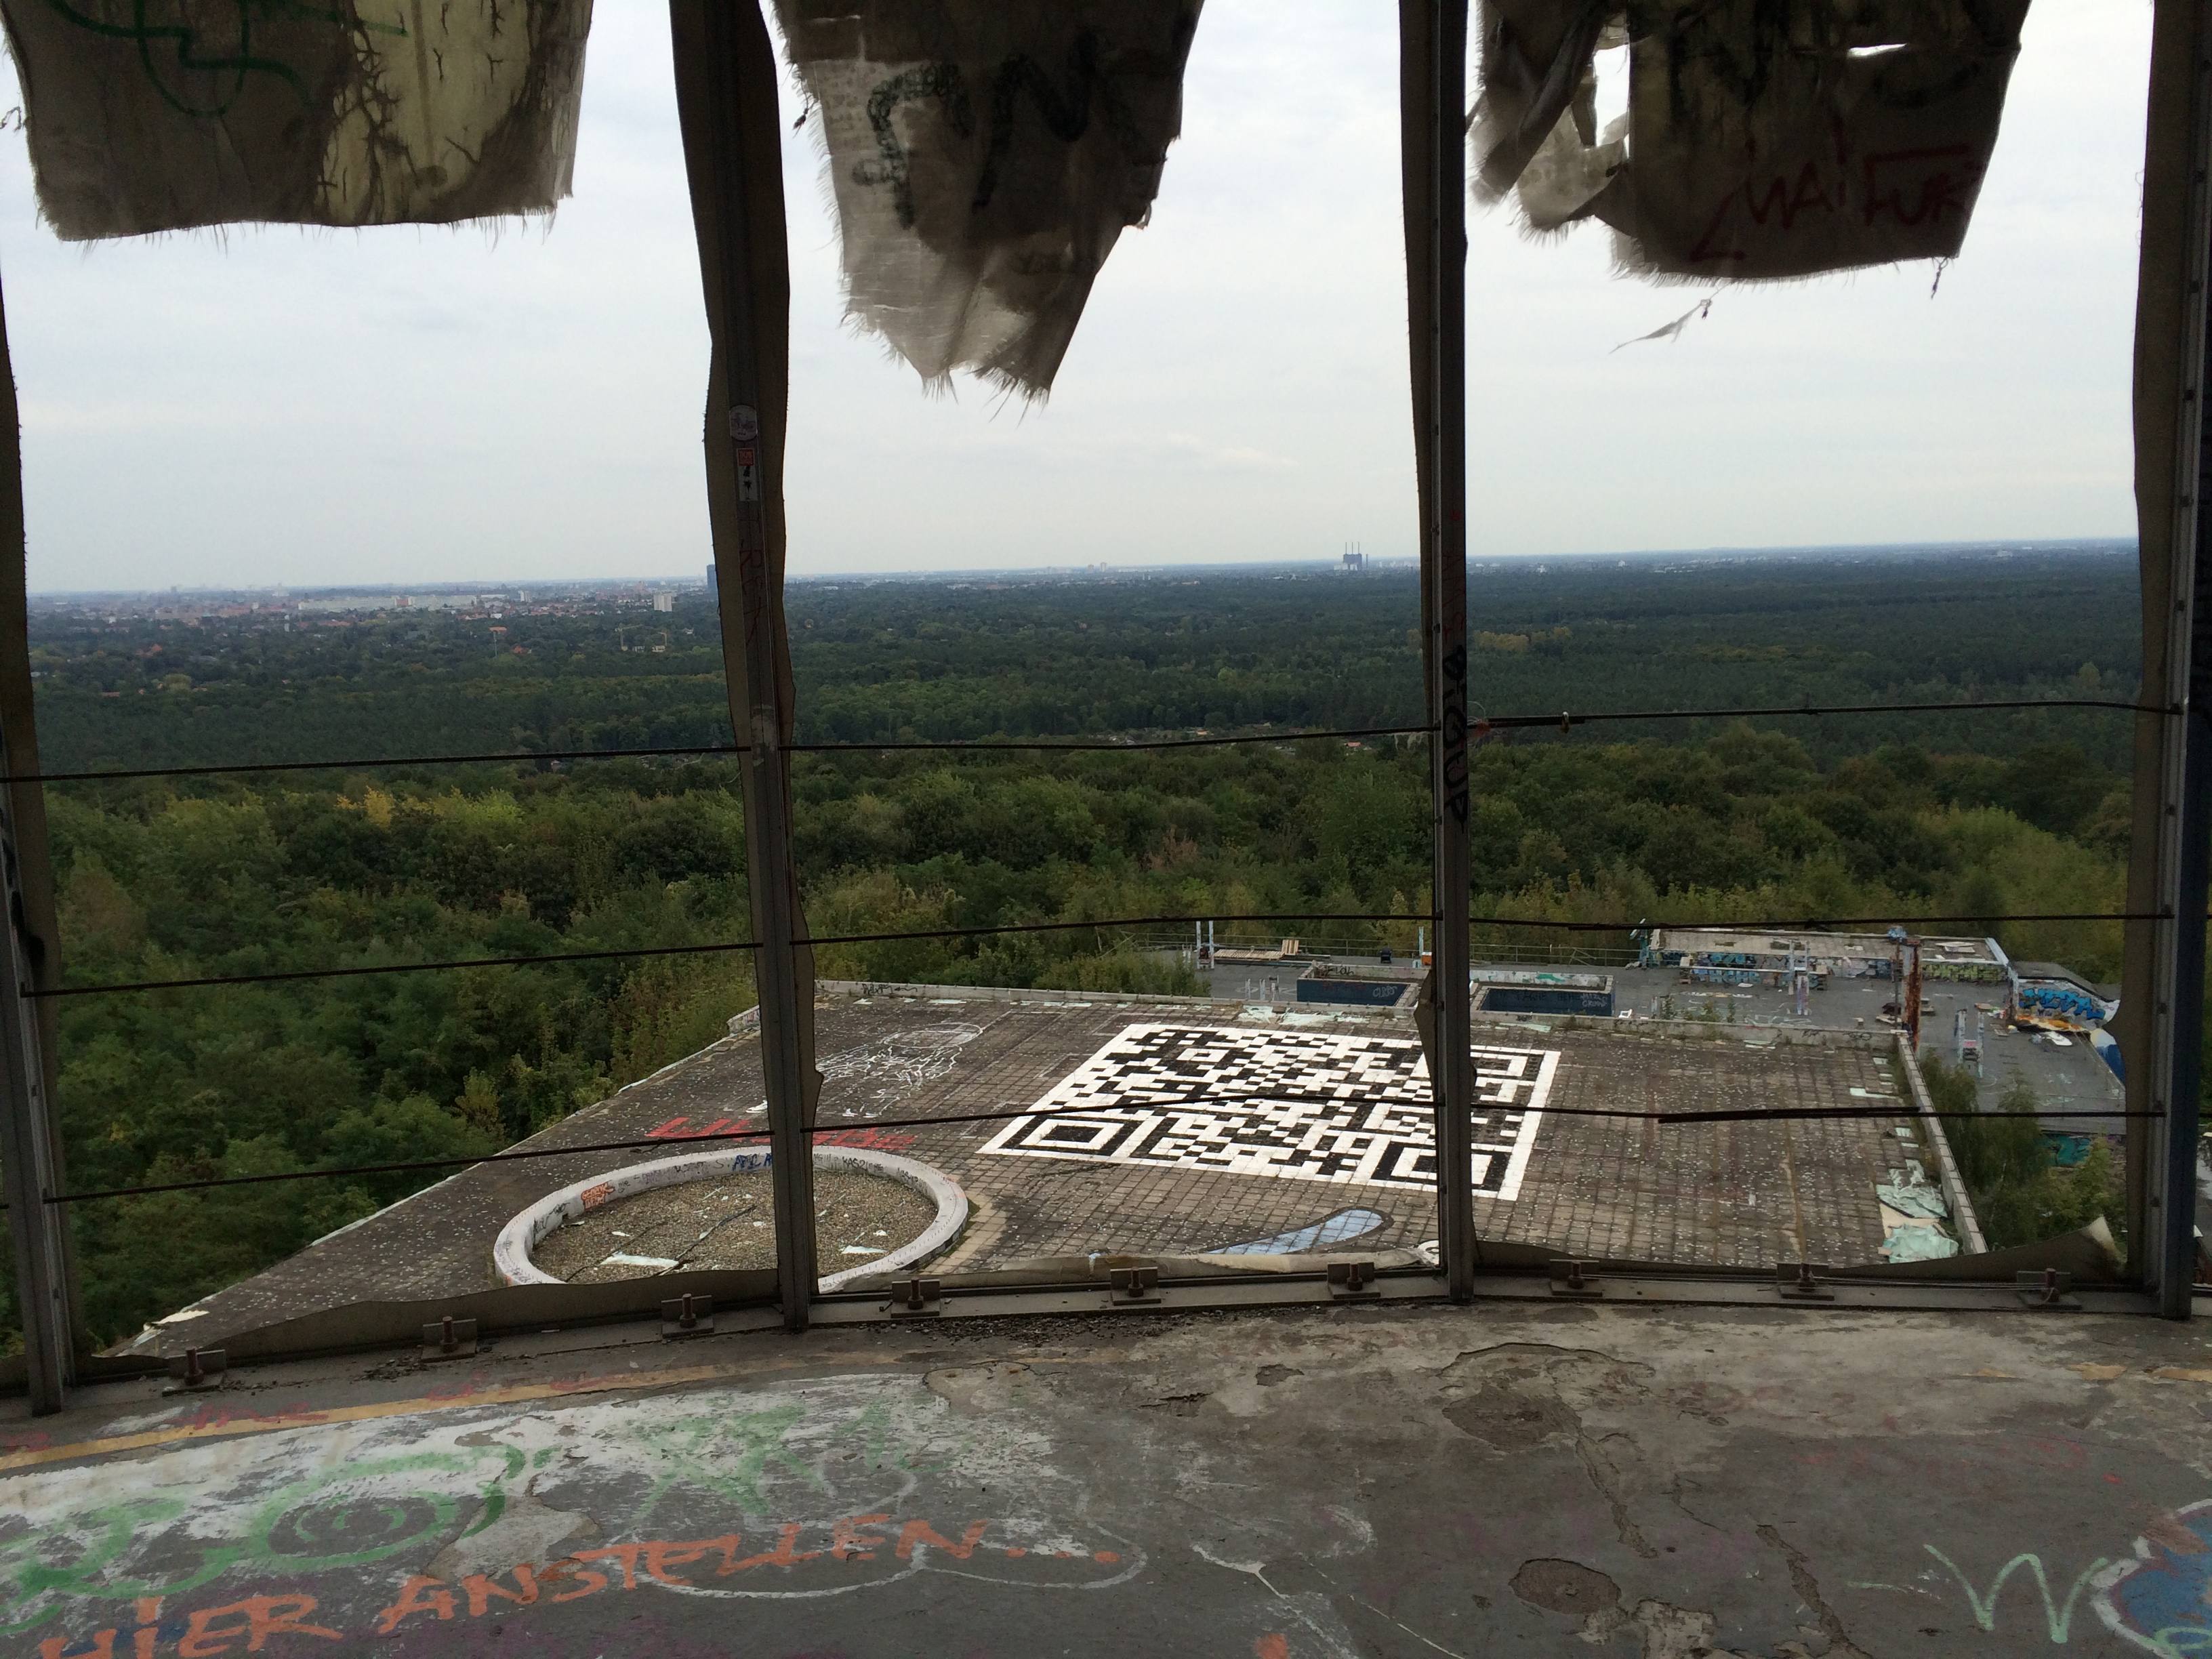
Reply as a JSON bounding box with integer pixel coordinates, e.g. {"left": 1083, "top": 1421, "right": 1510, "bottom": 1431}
{"left": 1, "top": 1379, "right": 1139, "bottom": 1651}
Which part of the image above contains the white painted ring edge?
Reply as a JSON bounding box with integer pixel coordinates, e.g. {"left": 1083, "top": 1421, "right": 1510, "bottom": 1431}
{"left": 491, "top": 1145, "right": 968, "bottom": 1293}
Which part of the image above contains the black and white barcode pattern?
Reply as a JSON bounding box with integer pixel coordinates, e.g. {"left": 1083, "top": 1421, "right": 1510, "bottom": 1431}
{"left": 979, "top": 1023, "right": 1555, "bottom": 1198}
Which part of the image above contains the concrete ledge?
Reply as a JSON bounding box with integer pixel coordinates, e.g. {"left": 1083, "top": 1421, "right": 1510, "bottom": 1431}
{"left": 1898, "top": 1035, "right": 1990, "bottom": 1254}
{"left": 493, "top": 1146, "right": 969, "bottom": 1292}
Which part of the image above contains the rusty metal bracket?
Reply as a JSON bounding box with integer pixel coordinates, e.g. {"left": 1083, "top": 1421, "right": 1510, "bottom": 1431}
{"left": 2017, "top": 1269, "right": 2081, "bottom": 1310}
{"left": 1327, "top": 1259, "right": 1381, "bottom": 1299}
{"left": 887, "top": 1276, "right": 942, "bottom": 1317}
{"left": 164, "top": 1347, "right": 225, "bottom": 1392}
{"left": 1109, "top": 1265, "right": 1163, "bottom": 1305}
{"left": 1776, "top": 1262, "right": 1835, "bottom": 1301}
{"left": 1548, "top": 1260, "right": 1603, "bottom": 1298}
{"left": 419, "top": 1315, "right": 479, "bottom": 1359}
{"left": 661, "top": 1292, "right": 715, "bottom": 1337}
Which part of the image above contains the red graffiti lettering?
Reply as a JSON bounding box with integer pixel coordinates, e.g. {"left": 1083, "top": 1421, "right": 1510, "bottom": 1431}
{"left": 462, "top": 1565, "right": 541, "bottom": 1618}
{"left": 721, "top": 1523, "right": 821, "bottom": 1572}
{"left": 177, "top": 1596, "right": 340, "bottom": 1655}
{"left": 539, "top": 1561, "right": 609, "bottom": 1603}
{"left": 374, "top": 1578, "right": 456, "bottom": 1633}
{"left": 647, "top": 1536, "right": 742, "bottom": 1584}
{"left": 573, "top": 1543, "right": 648, "bottom": 1589}
{"left": 896, "top": 1519, "right": 989, "bottom": 1560}
{"left": 832, "top": 1515, "right": 892, "bottom": 1560}
{"left": 1256, "top": 1637, "right": 1290, "bottom": 1659}
{"left": 815, "top": 1128, "right": 919, "bottom": 1153}
{"left": 40, "top": 1632, "right": 114, "bottom": 1659}
{"left": 1862, "top": 146, "right": 1978, "bottom": 227}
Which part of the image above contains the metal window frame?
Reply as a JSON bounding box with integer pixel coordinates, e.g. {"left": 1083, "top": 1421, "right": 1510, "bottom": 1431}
{"left": 5, "top": 0, "right": 2208, "bottom": 1417}
{"left": 2126, "top": 0, "right": 2212, "bottom": 1319}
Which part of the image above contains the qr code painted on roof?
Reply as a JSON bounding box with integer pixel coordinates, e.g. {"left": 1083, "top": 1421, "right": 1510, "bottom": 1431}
{"left": 979, "top": 1023, "right": 1555, "bottom": 1199}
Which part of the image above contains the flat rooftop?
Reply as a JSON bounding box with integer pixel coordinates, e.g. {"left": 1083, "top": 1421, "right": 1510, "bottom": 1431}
{"left": 123, "top": 989, "right": 1921, "bottom": 1356}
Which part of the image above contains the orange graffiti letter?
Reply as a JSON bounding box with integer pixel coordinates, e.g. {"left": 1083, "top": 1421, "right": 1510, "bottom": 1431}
{"left": 572, "top": 1543, "right": 647, "bottom": 1590}
{"left": 831, "top": 1515, "right": 891, "bottom": 1560}
{"left": 646, "top": 1537, "right": 740, "bottom": 1585}
{"left": 373, "top": 1578, "right": 456, "bottom": 1635}
{"left": 721, "top": 1523, "right": 821, "bottom": 1572}
{"left": 539, "top": 1561, "right": 609, "bottom": 1604}
{"left": 462, "top": 1565, "right": 541, "bottom": 1618}
{"left": 1255, "top": 1637, "right": 1290, "bottom": 1659}
{"left": 39, "top": 1633, "right": 115, "bottom": 1659}
{"left": 178, "top": 1597, "right": 335, "bottom": 1656}
{"left": 895, "top": 1519, "right": 990, "bottom": 1560}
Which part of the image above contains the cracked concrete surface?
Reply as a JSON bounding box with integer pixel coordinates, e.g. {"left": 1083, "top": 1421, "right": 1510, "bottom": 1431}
{"left": 7, "top": 1300, "right": 2212, "bottom": 1655}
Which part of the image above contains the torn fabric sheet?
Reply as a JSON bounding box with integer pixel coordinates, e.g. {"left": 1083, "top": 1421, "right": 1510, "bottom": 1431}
{"left": 774, "top": 1, "right": 1202, "bottom": 396}
{"left": 1610, "top": 295, "right": 1710, "bottom": 350}
{"left": 1470, "top": 0, "right": 1616, "bottom": 207}
{"left": 1471, "top": 0, "right": 2030, "bottom": 281}
{"left": 1617, "top": 0, "right": 2030, "bottom": 279}
{"left": 0, "top": 0, "right": 594, "bottom": 240}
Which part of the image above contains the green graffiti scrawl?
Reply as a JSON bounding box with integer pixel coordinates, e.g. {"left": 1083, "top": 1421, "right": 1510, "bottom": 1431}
{"left": 41, "top": 1, "right": 407, "bottom": 119}
{"left": 1927, "top": 1546, "right": 2110, "bottom": 1644}
{"left": 0, "top": 1446, "right": 514, "bottom": 1639}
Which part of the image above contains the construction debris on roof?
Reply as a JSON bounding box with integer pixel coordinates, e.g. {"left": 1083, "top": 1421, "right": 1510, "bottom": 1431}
{"left": 1474, "top": 0, "right": 2032, "bottom": 279}
{"left": 1, "top": 0, "right": 594, "bottom": 239}
{"left": 774, "top": 1, "right": 1203, "bottom": 396}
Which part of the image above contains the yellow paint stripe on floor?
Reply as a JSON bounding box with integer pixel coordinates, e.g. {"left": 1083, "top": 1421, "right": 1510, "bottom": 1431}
{"left": 2070, "top": 1364, "right": 2129, "bottom": 1380}
{"left": 0, "top": 1360, "right": 754, "bottom": 1473}
{"left": 2151, "top": 1366, "right": 2212, "bottom": 1382}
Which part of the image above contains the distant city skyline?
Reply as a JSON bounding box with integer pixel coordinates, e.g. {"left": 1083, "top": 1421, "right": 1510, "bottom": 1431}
{"left": 0, "top": 1, "right": 2153, "bottom": 590}
{"left": 23, "top": 536, "right": 2138, "bottom": 601}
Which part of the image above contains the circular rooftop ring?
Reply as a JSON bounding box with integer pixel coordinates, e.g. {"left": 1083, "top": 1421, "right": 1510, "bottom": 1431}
{"left": 493, "top": 1144, "right": 967, "bottom": 1292}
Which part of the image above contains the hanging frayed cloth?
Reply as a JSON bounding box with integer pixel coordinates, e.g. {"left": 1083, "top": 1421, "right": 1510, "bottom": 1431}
{"left": 1616, "top": 0, "right": 2030, "bottom": 279}
{"left": 0, "top": 0, "right": 594, "bottom": 239}
{"left": 1470, "top": 0, "right": 1618, "bottom": 213}
{"left": 1473, "top": 0, "right": 2030, "bottom": 281}
{"left": 774, "top": 0, "right": 1202, "bottom": 397}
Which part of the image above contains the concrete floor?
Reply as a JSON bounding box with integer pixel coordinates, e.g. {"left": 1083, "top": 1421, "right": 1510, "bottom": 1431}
{"left": 12, "top": 1296, "right": 2212, "bottom": 1657}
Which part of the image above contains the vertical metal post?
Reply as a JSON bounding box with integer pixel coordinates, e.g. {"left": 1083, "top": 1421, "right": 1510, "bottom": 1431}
{"left": 0, "top": 265, "right": 73, "bottom": 1410}
{"left": 672, "top": 0, "right": 818, "bottom": 1329}
{"left": 1403, "top": 0, "right": 1475, "bottom": 1297}
{"left": 2147, "top": 73, "right": 2212, "bottom": 1314}
{"left": 2127, "top": 0, "right": 2212, "bottom": 1317}
{"left": 0, "top": 736, "right": 66, "bottom": 1411}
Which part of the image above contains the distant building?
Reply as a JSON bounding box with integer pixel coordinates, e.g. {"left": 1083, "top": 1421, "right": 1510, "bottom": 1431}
{"left": 1640, "top": 927, "right": 2009, "bottom": 986}
{"left": 2006, "top": 961, "right": 2117, "bottom": 1030}
{"left": 706, "top": 565, "right": 718, "bottom": 601}
{"left": 1342, "top": 544, "right": 1365, "bottom": 572}
{"left": 653, "top": 592, "right": 674, "bottom": 613}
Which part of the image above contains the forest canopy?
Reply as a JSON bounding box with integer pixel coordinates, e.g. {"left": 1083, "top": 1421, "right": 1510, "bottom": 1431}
{"left": 7, "top": 545, "right": 2143, "bottom": 1347}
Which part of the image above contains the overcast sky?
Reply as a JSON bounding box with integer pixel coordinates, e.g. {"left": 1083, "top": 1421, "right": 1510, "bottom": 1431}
{"left": 0, "top": 1, "right": 2155, "bottom": 592}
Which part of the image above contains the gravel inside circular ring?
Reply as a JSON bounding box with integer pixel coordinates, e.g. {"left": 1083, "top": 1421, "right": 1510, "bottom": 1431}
{"left": 531, "top": 1167, "right": 938, "bottom": 1283}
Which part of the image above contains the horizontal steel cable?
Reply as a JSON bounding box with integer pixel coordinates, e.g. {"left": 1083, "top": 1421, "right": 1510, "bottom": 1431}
{"left": 30, "top": 907, "right": 2174, "bottom": 1000}
{"left": 26, "top": 912, "right": 1402, "bottom": 998}
{"left": 0, "top": 725, "right": 1429, "bottom": 786}
{"left": 26, "top": 1094, "right": 2152, "bottom": 1206}
{"left": 31, "top": 939, "right": 764, "bottom": 998}
{"left": 0, "top": 695, "right": 2152, "bottom": 787}
{"left": 1487, "top": 695, "right": 2149, "bottom": 732}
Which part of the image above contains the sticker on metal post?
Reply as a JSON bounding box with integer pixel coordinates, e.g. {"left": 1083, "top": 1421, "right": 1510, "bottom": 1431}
{"left": 738, "top": 466, "right": 761, "bottom": 503}
{"left": 728, "top": 404, "right": 760, "bottom": 441}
